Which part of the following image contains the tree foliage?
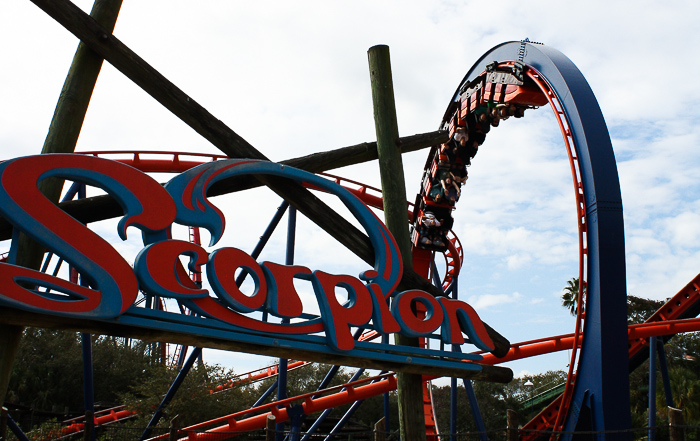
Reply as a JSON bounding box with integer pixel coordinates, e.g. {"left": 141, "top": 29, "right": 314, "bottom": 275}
{"left": 431, "top": 371, "right": 567, "bottom": 435}
{"left": 117, "top": 362, "right": 258, "bottom": 429}
{"left": 561, "top": 278, "right": 700, "bottom": 426}
{"left": 6, "top": 329, "right": 163, "bottom": 412}
{"left": 561, "top": 277, "right": 585, "bottom": 316}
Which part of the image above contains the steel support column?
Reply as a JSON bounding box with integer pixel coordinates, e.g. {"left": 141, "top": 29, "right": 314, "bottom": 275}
{"left": 140, "top": 347, "right": 203, "bottom": 440}
{"left": 451, "top": 42, "right": 629, "bottom": 434}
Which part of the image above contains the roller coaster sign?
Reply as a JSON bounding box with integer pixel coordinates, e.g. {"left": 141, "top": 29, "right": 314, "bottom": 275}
{"left": 0, "top": 154, "right": 496, "bottom": 374}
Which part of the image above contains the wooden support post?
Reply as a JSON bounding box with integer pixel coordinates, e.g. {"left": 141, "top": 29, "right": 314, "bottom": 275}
{"left": 40, "top": 0, "right": 124, "bottom": 202}
{"left": 168, "top": 415, "right": 180, "bottom": 441}
{"left": 0, "top": 0, "right": 122, "bottom": 407}
{"left": 265, "top": 414, "right": 276, "bottom": 441}
{"left": 368, "top": 44, "right": 425, "bottom": 441}
{"left": 506, "top": 409, "right": 518, "bottom": 441}
{"left": 669, "top": 406, "right": 684, "bottom": 441}
{"left": 83, "top": 410, "right": 94, "bottom": 441}
{"left": 373, "top": 417, "right": 386, "bottom": 441}
{"left": 1, "top": 406, "right": 8, "bottom": 441}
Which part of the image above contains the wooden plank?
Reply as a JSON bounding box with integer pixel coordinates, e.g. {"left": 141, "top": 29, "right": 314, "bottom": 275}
{"left": 0, "top": 129, "right": 448, "bottom": 241}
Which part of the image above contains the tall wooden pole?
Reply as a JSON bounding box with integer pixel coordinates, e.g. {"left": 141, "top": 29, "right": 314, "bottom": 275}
{"left": 368, "top": 44, "right": 426, "bottom": 441}
{"left": 0, "top": 0, "right": 123, "bottom": 405}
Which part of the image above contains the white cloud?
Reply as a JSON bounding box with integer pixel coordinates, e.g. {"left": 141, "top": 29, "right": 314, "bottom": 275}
{"left": 468, "top": 292, "right": 523, "bottom": 310}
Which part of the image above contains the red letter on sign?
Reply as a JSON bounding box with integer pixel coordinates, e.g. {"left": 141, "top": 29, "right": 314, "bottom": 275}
{"left": 262, "top": 262, "right": 310, "bottom": 319}
{"left": 208, "top": 247, "right": 268, "bottom": 313}
{"left": 391, "top": 290, "right": 444, "bottom": 338}
{"left": 134, "top": 239, "right": 209, "bottom": 299}
{"left": 310, "top": 271, "right": 374, "bottom": 351}
{"left": 438, "top": 297, "right": 494, "bottom": 352}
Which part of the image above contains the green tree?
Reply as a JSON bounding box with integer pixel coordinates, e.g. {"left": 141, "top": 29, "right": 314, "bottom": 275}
{"left": 6, "top": 329, "right": 164, "bottom": 413}
{"left": 431, "top": 371, "right": 567, "bottom": 436}
{"left": 7, "top": 329, "right": 84, "bottom": 410}
{"left": 561, "top": 278, "right": 585, "bottom": 316}
{"left": 118, "top": 362, "right": 257, "bottom": 429}
{"left": 627, "top": 296, "right": 663, "bottom": 325}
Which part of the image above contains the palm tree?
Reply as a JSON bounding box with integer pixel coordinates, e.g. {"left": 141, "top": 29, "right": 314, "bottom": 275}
{"left": 561, "top": 278, "right": 585, "bottom": 316}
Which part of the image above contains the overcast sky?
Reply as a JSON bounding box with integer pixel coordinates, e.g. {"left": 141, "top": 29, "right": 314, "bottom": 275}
{"left": 2, "top": 0, "right": 700, "bottom": 383}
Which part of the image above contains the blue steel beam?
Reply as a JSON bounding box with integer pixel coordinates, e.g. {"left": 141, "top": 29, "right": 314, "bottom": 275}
{"left": 252, "top": 379, "right": 279, "bottom": 408}
{"left": 140, "top": 347, "right": 203, "bottom": 440}
{"left": 300, "top": 368, "right": 366, "bottom": 441}
{"left": 448, "top": 41, "right": 629, "bottom": 434}
{"left": 656, "top": 340, "right": 674, "bottom": 407}
{"left": 277, "top": 206, "right": 297, "bottom": 441}
{"left": 294, "top": 331, "right": 364, "bottom": 441}
{"left": 7, "top": 413, "right": 29, "bottom": 441}
{"left": 450, "top": 377, "right": 458, "bottom": 441}
{"left": 235, "top": 200, "right": 289, "bottom": 287}
{"left": 81, "top": 333, "right": 94, "bottom": 413}
{"left": 463, "top": 379, "right": 487, "bottom": 441}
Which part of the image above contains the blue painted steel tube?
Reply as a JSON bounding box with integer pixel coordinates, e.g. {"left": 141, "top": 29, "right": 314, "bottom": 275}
{"left": 57, "top": 181, "right": 83, "bottom": 205}
{"left": 252, "top": 380, "right": 279, "bottom": 408}
{"left": 82, "top": 333, "right": 95, "bottom": 414}
{"left": 450, "top": 377, "right": 458, "bottom": 441}
{"left": 300, "top": 369, "right": 366, "bottom": 441}
{"left": 277, "top": 206, "right": 296, "bottom": 441}
{"left": 7, "top": 414, "right": 29, "bottom": 441}
{"left": 431, "top": 261, "right": 441, "bottom": 288}
{"left": 649, "top": 336, "right": 657, "bottom": 441}
{"left": 235, "top": 201, "right": 289, "bottom": 287}
{"left": 464, "top": 379, "right": 488, "bottom": 441}
{"left": 451, "top": 41, "right": 630, "bottom": 433}
{"left": 140, "top": 347, "right": 203, "bottom": 440}
{"left": 315, "top": 365, "right": 342, "bottom": 395}
{"left": 290, "top": 330, "right": 365, "bottom": 441}
{"left": 276, "top": 357, "right": 289, "bottom": 441}
{"left": 287, "top": 405, "right": 304, "bottom": 441}
{"left": 656, "top": 339, "right": 674, "bottom": 407}
{"left": 323, "top": 397, "right": 365, "bottom": 441}
{"left": 450, "top": 275, "right": 458, "bottom": 440}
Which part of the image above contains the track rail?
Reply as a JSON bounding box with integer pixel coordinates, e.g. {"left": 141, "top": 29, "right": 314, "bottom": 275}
{"left": 520, "top": 272, "right": 700, "bottom": 439}
{"left": 434, "top": 40, "right": 629, "bottom": 433}
{"left": 147, "top": 373, "right": 398, "bottom": 441}
{"left": 524, "top": 64, "right": 587, "bottom": 435}
{"left": 416, "top": 52, "right": 589, "bottom": 432}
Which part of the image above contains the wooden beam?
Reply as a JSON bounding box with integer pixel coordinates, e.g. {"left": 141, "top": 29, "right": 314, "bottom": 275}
{"left": 282, "top": 130, "right": 447, "bottom": 174}
{"left": 0, "top": 129, "right": 447, "bottom": 241}
{"left": 0, "top": 0, "right": 123, "bottom": 405}
{"left": 369, "top": 44, "right": 425, "bottom": 441}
